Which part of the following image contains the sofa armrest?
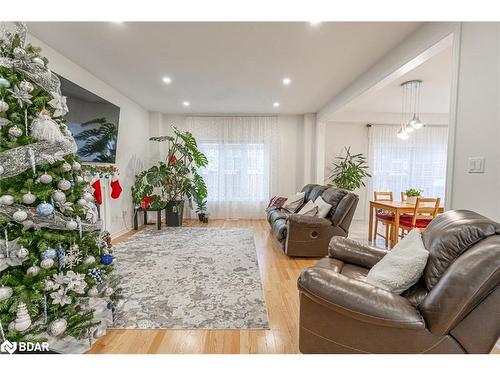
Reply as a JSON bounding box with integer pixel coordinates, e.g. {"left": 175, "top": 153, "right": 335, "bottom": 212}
{"left": 329, "top": 237, "right": 388, "bottom": 268}
{"left": 288, "top": 214, "right": 332, "bottom": 228}
{"left": 298, "top": 268, "right": 425, "bottom": 330}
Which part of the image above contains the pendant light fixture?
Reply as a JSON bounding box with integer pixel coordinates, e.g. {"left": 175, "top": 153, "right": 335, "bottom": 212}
{"left": 397, "top": 80, "right": 424, "bottom": 139}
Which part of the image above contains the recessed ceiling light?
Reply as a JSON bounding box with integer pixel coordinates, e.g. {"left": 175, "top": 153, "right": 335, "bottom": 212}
{"left": 282, "top": 77, "right": 291, "bottom": 85}
{"left": 162, "top": 76, "right": 172, "bottom": 84}
{"left": 183, "top": 101, "right": 190, "bottom": 107}
{"left": 273, "top": 102, "right": 280, "bottom": 108}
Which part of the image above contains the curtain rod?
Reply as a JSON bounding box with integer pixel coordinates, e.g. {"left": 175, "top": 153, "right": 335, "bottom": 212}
{"left": 366, "top": 123, "right": 448, "bottom": 128}
{"left": 188, "top": 114, "right": 279, "bottom": 118}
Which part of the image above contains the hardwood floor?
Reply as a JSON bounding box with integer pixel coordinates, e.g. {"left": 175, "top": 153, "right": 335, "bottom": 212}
{"left": 87, "top": 219, "right": 317, "bottom": 354}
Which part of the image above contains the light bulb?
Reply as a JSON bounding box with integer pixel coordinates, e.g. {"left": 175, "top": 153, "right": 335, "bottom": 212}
{"left": 397, "top": 127, "right": 409, "bottom": 140}
{"left": 413, "top": 118, "right": 424, "bottom": 129}
{"left": 406, "top": 124, "right": 415, "bottom": 133}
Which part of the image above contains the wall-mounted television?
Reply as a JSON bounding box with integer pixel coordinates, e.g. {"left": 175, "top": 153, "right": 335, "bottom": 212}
{"left": 58, "top": 74, "right": 120, "bottom": 164}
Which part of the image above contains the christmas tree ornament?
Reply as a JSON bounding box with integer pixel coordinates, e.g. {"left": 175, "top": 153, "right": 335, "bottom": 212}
{"left": 87, "top": 268, "right": 103, "bottom": 283}
{"left": 39, "top": 173, "right": 53, "bottom": 184}
{"left": 0, "top": 165, "right": 4, "bottom": 175}
{"left": 40, "top": 258, "right": 54, "bottom": 269}
{"left": 32, "top": 57, "right": 45, "bottom": 67}
{"left": 52, "top": 190, "right": 66, "bottom": 203}
{"left": 36, "top": 202, "right": 55, "bottom": 216}
{"left": 12, "top": 303, "right": 32, "bottom": 332}
{"left": 0, "top": 100, "right": 9, "bottom": 112}
{"left": 8, "top": 125, "right": 22, "bottom": 138}
{"left": 83, "top": 192, "right": 94, "bottom": 203}
{"left": 22, "top": 191, "right": 36, "bottom": 204}
{"left": 27, "top": 265, "right": 40, "bottom": 276}
{"left": 110, "top": 174, "right": 123, "bottom": 199}
{"left": 0, "top": 237, "right": 25, "bottom": 271}
{"left": 13, "top": 46, "right": 27, "bottom": 59}
{"left": 87, "top": 286, "right": 98, "bottom": 297}
{"left": 8, "top": 84, "right": 32, "bottom": 107}
{"left": 12, "top": 210, "right": 28, "bottom": 222}
{"left": 17, "top": 247, "right": 29, "bottom": 259}
{"left": 66, "top": 219, "right": 78, "bottom": 230}
{"left": 58, "top": 179, "right": 71, "bottom": 191}
{"left": 26, "top": 146, "right": 36, "bottom": 175}
{"left": 19, "top": 80, "right": 34, "bottom": 93}
{"left": 48, "top": 318, "right": 67, "bottom": 337}
{"left": 56, "top": 247, "right": 64, "bottom": 272}
{"left": 48, "top": 91, "right": 69, "bottom": 118}
{"left": 21, "top": 220, "right": 35, "bottom": 231}
{"left": 0, "top": 194, "right": 14, "bottom": 205}
{"left": 101, "top": 254, "right": 113, "bottom": 266}
{"left": 77, "top": 198, "right": 87, "bottom": 206}
{"left": 90, "top": 175, "right": 102, "bottom": 204}
{"left": 72, "top": 161, "right": 81, "bottom": 171}
{"left": 84, "top": 255, "right": 96, "bottom": 265}
{"left": 76, "top": 175, "right": 84, "bottom": 184}
{"left": 63, "top": 244, "right": 81, "bottom": 268}
{"left": 44, "top": 279, "right": 55, "bottom": 291}
{"left": 31, "top": 110, "right": 66, "bottom": 143}
{"left": 0, "top": 76, "right": 10, "bottom": 88}
{"left": 0, "top": 286, "right": 13, "bottom": 301}
{"left": 61, "top": 161, "right": 72, "bottom": 172}
{"left": 77, "top": 216, "right": 83, "bottom": 238}
{"left": 104, "top": 287, "right": 114, "bottom": 297}
{"left": 42, "top": 248, "right": 57, "bottom": 259}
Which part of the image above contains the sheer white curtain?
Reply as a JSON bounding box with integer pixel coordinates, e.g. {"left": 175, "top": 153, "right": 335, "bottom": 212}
{"left": 186, "top": 116, "right": 278, "bottom": 219}
{"left": 368, "top": 125, "right": 448, "bottom": 202}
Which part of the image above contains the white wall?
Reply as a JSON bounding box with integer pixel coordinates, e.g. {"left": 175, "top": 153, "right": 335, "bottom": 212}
{"left": 450, "top": 23, "right": 500, "bottom": 221}
{"left": 324, "top": 123, "right": 370, "bottom": 221}
{"left": 27, "top": 34, "right": 151, "bottom": 237}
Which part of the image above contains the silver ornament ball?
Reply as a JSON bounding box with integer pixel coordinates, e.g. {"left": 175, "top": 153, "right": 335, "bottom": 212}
{"left": 61, "top": 162, "right": 72, "bottom": 172}
{"left": 17, "top": 247, "right": 29, "bottom": 259}
{"left": 66, "top": 220, "right": 78, "bottom": 230}
{"left": 104, "top": 287, "right": 114, "bottom": 297}
{"left": 0, "top": 100, "right": 8, "bottom": 112}
{"left": 72, "top": 161, "right": 81, "bottom": 171}
{"left": 48, "top": 318, "right": 67, "bottom": 337}
{"left": 52, "top": 190, "right": 66, "bottom": 203}
{"left": 77, "top": 198, "right": 87, "bottom": 206}
{"left": 8, "top": 126, "right": 22, "bottom": 138}
{"left": 58, "top": 179, "right": 71, "bottom": 191}
{"left": 32, "top": 57, "right": 45, "bottom": 67}
{"left": 0, "top": 194, "right": 14, "bottom": 205}
{"left": 87, "top": 287, "right": 99, "bottom": 297}
{"left": 84, "top": 255, "right": 96, "bottom": 265}
{"left": 39, "top": 173, "right": 53, "bottom": 184}
{"left": 27, "top": 265, "right": 40, "bottom": 276}
{"left": 0, "top": 286, "right": 13, "bottom": 302}
{"left": 83, "top": 192, "right": 94, "bottom": 202}
{"left": 22, "top": 192, "right": 36, "bottom": 204}
{"left": 19, "top": 80, "right": 34, "bottom": 93}
{"left": 40, "top": 258, "right": 54, "bottom": 269}
{"left": 12, "top": 210, "right": 28, "bottom": 223}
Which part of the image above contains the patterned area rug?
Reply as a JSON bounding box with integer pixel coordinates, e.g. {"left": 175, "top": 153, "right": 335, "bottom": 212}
{"left": 112, "top": 227, "right": 269, "bottom": 329}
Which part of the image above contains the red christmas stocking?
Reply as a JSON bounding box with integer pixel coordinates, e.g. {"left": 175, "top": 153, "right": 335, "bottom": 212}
{"left": 91, "top": 175, "right": 103, "bottom": 205}
{"left": 110, "top": 174, "right": 122, "bottom": 199}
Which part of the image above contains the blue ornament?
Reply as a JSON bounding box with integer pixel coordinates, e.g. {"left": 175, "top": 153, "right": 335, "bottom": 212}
{"left": 87, "top": 267, "right": 103, "bottom": 283}
{"left": 0, "top": 77, "right": 10, "bottom": 88}
{"left": 56, "top": 247, "right": 64, "bottom": 273}
{"left": 42, "top": 248, "right": 57, "bottom": 259}
{"left": 36, "top": 202, "right": 55, "bottom": 216}
{"left": 101, "top": 254, "right": 113, "bottom": 265}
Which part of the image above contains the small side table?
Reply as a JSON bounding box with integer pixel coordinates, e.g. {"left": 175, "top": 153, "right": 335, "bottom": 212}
{"left": 134, "top": 207, "right": 165, "bottom": 230}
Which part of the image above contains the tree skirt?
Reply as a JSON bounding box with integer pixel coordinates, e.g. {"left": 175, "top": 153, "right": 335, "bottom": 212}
{"left": 112, "top": 227, "right": 269, "bottom": 329}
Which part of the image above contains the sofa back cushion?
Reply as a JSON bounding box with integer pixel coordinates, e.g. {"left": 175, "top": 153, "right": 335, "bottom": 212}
{"left": 301, "top": 184, "right": 328, "bottom": 204}
{"left": 422, "top": 210, "right": 500, "bottom": 290}
{"left": 320, "top": 187, "right": 348, "bottom": 216}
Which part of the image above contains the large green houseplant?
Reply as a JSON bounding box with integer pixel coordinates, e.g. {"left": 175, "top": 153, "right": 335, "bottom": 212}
{"left": 132, "top": 126, "right": 208, "bottom": 226}
{"left": 327, "top": 146, "right": 371, "bottom": 191}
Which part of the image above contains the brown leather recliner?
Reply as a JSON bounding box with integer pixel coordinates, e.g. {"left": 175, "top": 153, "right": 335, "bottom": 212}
{"left": 266, "top": 184, "right": 358, "bottom": 257}
{"left": 298, "top": 210, "right": 500, "bottom": 354}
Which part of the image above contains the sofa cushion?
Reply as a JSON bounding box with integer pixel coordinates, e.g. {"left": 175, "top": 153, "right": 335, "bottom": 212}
{"left": 341, "top": 264, "right": 369, "bottom": 281}
{"left": 314, "top": 196, "right": 333, "bottom": 218}
{"left": 267, "top": 208, "right": 290, "bottom": 224}
{"left": 272, "top": 218, "right": 288, "bottom": 241}
{"left": 320, "top": 188, "right": 348, "bottom": 216}
{"left": 283, "top": 192, "right": 305, "bottom": 213}
{"left": 297, "top": 200, "right": 318, "bottom": 216}
{"left": 422, "top": 209, "right": 500, "bottom": 290}
{"left": 303, "top": 184, "right": 328, "bottom": 204}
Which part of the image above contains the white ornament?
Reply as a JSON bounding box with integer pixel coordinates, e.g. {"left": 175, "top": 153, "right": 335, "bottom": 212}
{"left": 58, "top": 179, "right": 71, "bottom": 191}
{"left": 77, "top": 198, "right": 87, "bottom": 206}
{"left": 32, "top": 57, "right": 45, "bottom": 67}
{"left": 0, "top": 286, "right": 13, "bottom": 301}
{"left": 44, "top": 279, "right": 55, "bottom": 291}
{"left": 76, "top": 176, "right": 84, "bottom": 184}
{"left": 48, "top": 318, "right": 67, "bottom": 337}
{"left": 17, "top": 247, "right": 29, "bottom": 259}
{"left": 0, "top": 165, "right": 3, "bottom": 175}
{"left": 31, "top": 110, "right": 66, "bottom": 143}
{"left": 27, "top": 265, "right": 40, "bottom": 276}
{"left": 84, "top": 255, "right": 96, "bottom": 265}
{"left": 22, "top": 192, "right": 36, "bottom": 204}
{"left": 52, "top": 190, "right": 66, "bottom": 203}
{"left": 104, "top": 287, "right": 114, "bottom": 297}
{"left": 8, "top": 125, "right": 22, "bottom": 138}
{"left": 71, "top": 161, "right": 81, "bottom": 171}
{"left": 0, "top": 100, "right": 8, "bottom": 112}
{"left": 0, "top": 194, "right": 14, "bottom": 205}
{"left": 83, "top": 192, "right": 94, "bottom": 202}
{"left": 39, "top": 173, "right": 53, "bottom": 184}
{"left": 48, "top": 91, "right": 68, "bottom": 118}
{"left": 61, "top": 162, "right": 72, "bottom": 172}
{"left": 13, "top": 303, "right": 32, "bottom": 332}
{"left": 66, "top": 220, "right": 78, "bottom": 230}
{"left": 40, "top": 258, "right": 54, "bottom": 269}
{"left": 63, "top": 245, "right": 81, "bottom": 268}
{"left": 87, "top": 286, "right": 98, "bottom": 297}
{"left": 12, "top": 210, "right": 28, "bottom": 223}
{"left": 19, "top": 80, "right": 34, "bottom": 93}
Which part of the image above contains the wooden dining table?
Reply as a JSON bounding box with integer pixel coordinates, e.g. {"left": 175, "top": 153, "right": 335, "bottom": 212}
{"left": 368, "top": 200, "right": 445, "bottom": 247}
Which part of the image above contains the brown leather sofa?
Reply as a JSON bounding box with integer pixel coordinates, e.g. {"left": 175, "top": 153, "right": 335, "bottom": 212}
{"left": 298, "top": 210, "right": 500, "bottom": 353}
{"left": 266, "top": 184, "right": 358, "bottom": 257}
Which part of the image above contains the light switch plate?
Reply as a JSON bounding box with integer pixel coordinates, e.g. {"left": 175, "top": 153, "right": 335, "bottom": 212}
{"left": 468, "top": 157, "right": 485, "bottom": 173}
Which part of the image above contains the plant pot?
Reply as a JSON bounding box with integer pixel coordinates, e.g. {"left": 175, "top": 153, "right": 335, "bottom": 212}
{"left": 166, "top": 200, "right": 184, "bottom": 227}
{"left": 407, "top": 196, "right": 418, "bottom": 205}
{"left": 198, "top": 213, "right": 206, "bottom": 222}
{"left": 202, "top": 215, "right": 209, "bottom": 223}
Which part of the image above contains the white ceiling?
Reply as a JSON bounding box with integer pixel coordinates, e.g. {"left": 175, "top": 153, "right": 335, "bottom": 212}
{"left": 26, "top": 22, "right": 422, "bottom": 114}
{"left": 340, "top": 45, "right": 453, "bottom": 114}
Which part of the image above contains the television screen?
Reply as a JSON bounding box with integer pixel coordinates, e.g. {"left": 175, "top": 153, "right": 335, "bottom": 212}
{"left": 58, "top": 74, "right": 120, "bottom": 164}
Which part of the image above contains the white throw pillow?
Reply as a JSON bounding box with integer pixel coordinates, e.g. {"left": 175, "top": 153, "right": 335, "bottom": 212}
{"left": 296, "top": 200, "right": 318, "bottom": 216}
{"left": 283, "top": 192, "right": 305, "bottom": 213}
{"left": 365, "top": 229, "right": 429, "bottom": 294}
{"left": 314, "top": 196, "right": 332, "bottom": 218}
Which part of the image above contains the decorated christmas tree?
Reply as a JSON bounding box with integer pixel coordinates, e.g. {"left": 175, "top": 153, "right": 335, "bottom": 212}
{"left": 0, "top": 23, "right": 118, "bottom": 352}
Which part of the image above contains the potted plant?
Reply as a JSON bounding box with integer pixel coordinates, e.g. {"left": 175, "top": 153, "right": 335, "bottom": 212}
{"left": 149, "top": 127, "right": 208, "bottom": 227}
{"left": 194, "top": 194, "right": 208, "bottom": 222}
{"left": 131, "top": 163, "right": 170, "bottom": 210}
{"left": 327, "top": 146, "right": 371, "bottom": 191}
{"left": 405, "top": 188, "right": 422, "bottom": 204}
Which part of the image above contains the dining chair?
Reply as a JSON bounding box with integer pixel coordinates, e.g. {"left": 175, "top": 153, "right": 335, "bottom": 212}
{"left": 373, "top": 191, "right": 394, "bottom": 248}
{"left": 400, "top": 191, "right": 407, "bottom": 202}
{"left": 399, "top": 197, "right": 441, "bottom": 237}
